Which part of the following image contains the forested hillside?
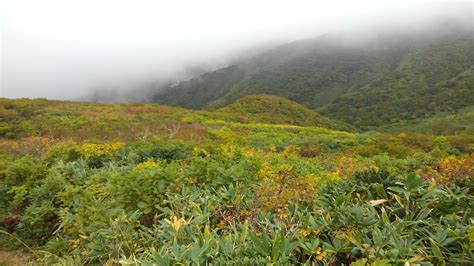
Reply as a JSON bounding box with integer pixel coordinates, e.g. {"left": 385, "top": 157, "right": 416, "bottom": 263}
{"left": 152, "top": 28, "right": 473, "bottom": 130}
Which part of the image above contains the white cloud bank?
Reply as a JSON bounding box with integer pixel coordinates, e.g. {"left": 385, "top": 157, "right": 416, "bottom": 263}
{"left": 0, "top": 0, "right": 471, "bottom": 100}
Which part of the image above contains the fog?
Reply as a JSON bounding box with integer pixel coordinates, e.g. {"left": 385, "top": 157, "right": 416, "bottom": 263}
{"left": 0, "top": 1, "right": 472, "bottom": 101}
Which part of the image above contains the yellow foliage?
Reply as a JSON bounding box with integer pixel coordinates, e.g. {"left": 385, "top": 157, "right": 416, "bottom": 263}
{"left": 242, "top": 148, "right": 256, "bottom": 157}
{"left": 425, "top": 154, "right": 474, "bottom": 184}
{"left": 165, "top": 216, "right": 188, "bottom": 233}
{"left": 217, "top": 220, "right": 226, "bottom": 229}
{"left": 258, "top": 164, "right": 273, "bottom": 179}
{"left": 192, "top": 147, "right": 210, "bottom": 157}
{"left": 134, "top": 160, "right": 160, "bottom": 171}
{"left": 80, "top": 142, "right": 124, "bottom": 159}
{"left": 219, "top": 144, "right": 238, "bottom": 157}
{"left": 211, "top": 126, "right": 236, "bottom": 142}
{"left": 296, "top": 228, "right": 320, "bottom": 238}
{"left": 317, "top": 172, "right": 341, "bottom": 183}
{"left": 257, "top": 163, "right": 318, "bottom": 212}
{"left": 280, "top": 145, "right": 300, "bottom": 156}
{"left": 313, "top": 247, "right": 327, "bottom": 261}
{"left": 335, "top": 155, "right": 358, "bottom": 177}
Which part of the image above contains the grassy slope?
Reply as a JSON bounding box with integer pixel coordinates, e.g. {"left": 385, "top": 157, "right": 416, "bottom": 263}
{"left": 0, "top": 95, "right": 353, "bottom": 142}
{"left": 2, "top": 97, "right": 471, "bottom": 152}
{"left": 200, "top": 94, "right": 355, "bottom": 131}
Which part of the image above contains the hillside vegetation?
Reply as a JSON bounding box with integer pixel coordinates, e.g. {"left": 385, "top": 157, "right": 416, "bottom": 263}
{"left": 203, "top": 94, "right": 354, "bottom": 131}
{"left": 152, "top": 29, "right": 473, "bottom": 130}
{"left": 1, "top": 97, "right": 473, "bottom": 264}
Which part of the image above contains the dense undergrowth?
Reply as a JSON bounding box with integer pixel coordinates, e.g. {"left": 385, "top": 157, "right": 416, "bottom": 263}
{"left": 0, "top": 98, "right": 473, "bottom": 265}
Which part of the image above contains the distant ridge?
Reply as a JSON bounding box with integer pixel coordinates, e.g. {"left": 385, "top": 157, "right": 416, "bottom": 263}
{"left": 152, "top": 26, "right": 473, "bottom": 130}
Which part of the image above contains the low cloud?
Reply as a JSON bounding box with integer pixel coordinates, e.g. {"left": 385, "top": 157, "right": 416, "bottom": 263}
{"left": 1, "top": 0, "right": 471, "bottom": 101}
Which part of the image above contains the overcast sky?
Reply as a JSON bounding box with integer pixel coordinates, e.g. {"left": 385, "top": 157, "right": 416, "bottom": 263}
{"left": 0, "top": 0, "right": 472, "bottom": 100}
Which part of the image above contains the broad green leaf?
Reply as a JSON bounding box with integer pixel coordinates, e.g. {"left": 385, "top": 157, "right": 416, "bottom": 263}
{"left": 138, "top": 202, "right": 148, "bottom": 209}
{"left": 406, "top": 173, "right": 420, "bottom": 190}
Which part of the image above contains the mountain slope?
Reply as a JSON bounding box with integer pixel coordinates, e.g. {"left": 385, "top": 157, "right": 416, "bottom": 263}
{"left": 379, "top": 106, "right": 474, "bottom": 135}
{"left": 321, "top": 66, "right": 474, "bottom": 128}
{"left": 151, "top": 27, "right": 473, "bottom": 130}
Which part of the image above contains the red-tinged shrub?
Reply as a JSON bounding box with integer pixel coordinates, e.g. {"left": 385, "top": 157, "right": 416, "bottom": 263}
{"left": 422, "top": 154, "right": 474, "bottom": 186}
{"left": 1, "top": 217, "right": 18, "bottom": 230}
